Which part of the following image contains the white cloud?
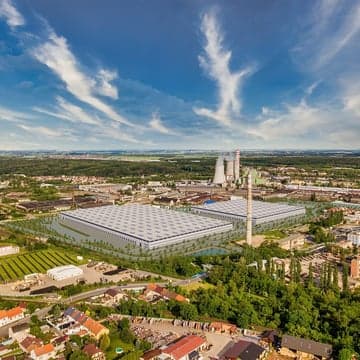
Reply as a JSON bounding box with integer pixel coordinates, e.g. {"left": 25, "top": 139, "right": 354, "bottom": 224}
{"left": 0, "top": 105, "right": 32, "bottom": 122}
{"left": 248, "top": 100, "right": 324, "bottom": 140}
{"left": 32, "top": 31, "right": 133, "bottom": 126}
{"left": 305, "top": 81, "right": 321, "bottom": 96}
{"left": 0, "top": 0, "right": 24, "bottom": 28}
{"left": 149, "top": 112, "right": 176, "bottom": 135}
{"left": 97, "top": 122, "right": 140, "bottom": 144}
{"left": 96, "top": 69, "right": 118, "bottom": 99}
{"left": 193, "top": 10, "right": 252, "bottom": 126}
{"left": 294, "top": 0, "right": 360, "bottom": 70}
{"left": 247, "top": 97, "right": 360, "bottom": 149}
{"left": 17, "top": 124, "right": 64, "bottom": 138}
{"left": 315, "top": 3, "right": 360, "bottom": 68}
{"left": 34, "top": 97, "right": 101, "bottom": 125}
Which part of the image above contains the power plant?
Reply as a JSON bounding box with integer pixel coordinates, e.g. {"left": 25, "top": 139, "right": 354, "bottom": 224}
{"left": 213, "top": 149, "right": 241, "bottom": 186}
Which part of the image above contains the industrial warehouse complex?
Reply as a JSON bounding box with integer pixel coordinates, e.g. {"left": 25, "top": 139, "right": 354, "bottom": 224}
{"left": 192, "top": 199, "right": 306, "bottom": 225}
{"left": 59, "top": 204, "right": 233, "bottom": 250}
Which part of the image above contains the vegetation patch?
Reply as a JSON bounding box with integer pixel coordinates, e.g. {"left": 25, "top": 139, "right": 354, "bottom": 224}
{"left": 0, "top": 249, "right": 82, "bottom": 282}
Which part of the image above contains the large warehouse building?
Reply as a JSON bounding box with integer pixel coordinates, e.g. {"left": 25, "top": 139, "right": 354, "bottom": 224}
{"left": 47, "top": 265, "right": 83, "bottom": 281}
{"left": 59, "top": 204, "right": 233, "bottom": 250}
{"left": 192, "top": 199, "right": 306, "bottom": 226}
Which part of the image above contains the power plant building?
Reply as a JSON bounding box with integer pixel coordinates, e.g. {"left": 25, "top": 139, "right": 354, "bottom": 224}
{"left": 59, "top": 204, "right": 233, "bottom": 250}
{"left": 192, "top": 199, "right": 306, "bottom": 226}
{"left": 213, "top": 149, "right": 241, "bottom": 185}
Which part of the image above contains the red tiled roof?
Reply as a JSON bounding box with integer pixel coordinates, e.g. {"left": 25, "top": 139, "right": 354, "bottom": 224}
{"left": 83, "top": 317, "right": 106, "bottom": 336}
{"left": 0, "top": 306, "right": 24, "bottom": 320}
{"left": 34, "top": 343, "right": 55, "bottom": 357}
{"left": 20, "top": 336, "right": 43, "bottom": 351}
{"left": 83, "top": 343, "right": 103, "bottom": 356}
{"left": 146, "top": 284, "right": 188, "bottom": 303}
{"left": 163, "top": 335, "right": 206, "bottom": 360}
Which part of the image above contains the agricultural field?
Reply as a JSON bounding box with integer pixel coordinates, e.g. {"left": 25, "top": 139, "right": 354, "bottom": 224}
{"left": 0, "top": 249, "right": 81, "bottom": 283}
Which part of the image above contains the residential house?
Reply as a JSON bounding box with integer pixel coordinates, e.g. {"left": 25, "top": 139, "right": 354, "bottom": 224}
{"left": 208, "top": 322, "right": 237, "bottom": 335}
{"left": 30, "top": 343, "right": 56, "bottom": 360}
{"left": 51, "top": 335, "right": 69, "bottom": 353}
{"left": 83, "top": 343, "right": 106, "bottom": 360}
{"left": 162, "top": 335, "right": 207, "bottom": 360}
{"left": 19, "top": 336, "right": 43, "bottom": 353}
{"left": 102, "top": 288, "right": 127, "bottom": 305}
{"left": 8, "top": 323, "right": 30, "bottom": 342}
{"left": 280, "top": 335, "right": 332, "bottom": 359}
{"left": 64, "top": 307, "right": 109, "bottom": 340}
{"left": 141, "top": 284, "right": 189, "bottom": 303}
{"left": 0, "top": 306, "right": 25, "bottom": 327}
{"left": 222, "top": 340, "right": 267, "bottom": 360}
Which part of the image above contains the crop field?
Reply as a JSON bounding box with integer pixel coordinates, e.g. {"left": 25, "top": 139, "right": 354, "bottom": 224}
{"left": 0, "top": 249, "right": 79, "bottom": 282}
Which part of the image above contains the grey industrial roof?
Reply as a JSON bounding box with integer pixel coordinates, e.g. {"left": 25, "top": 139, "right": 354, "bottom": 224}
{"left": 61, "top": 204, "right": 232, "bottom": 243}
{"left": 192, "top": 199, "right": 305, "bottom": 220}
{"left": 222, "top": 340, "right": 266, "bottom": 360}
{"left": 281, "top": 335, "right": 332, "bottom": 358}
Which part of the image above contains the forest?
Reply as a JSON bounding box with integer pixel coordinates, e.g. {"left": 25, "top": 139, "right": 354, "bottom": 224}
{"left": 0, "top": 155, "right": 359, "bottom": 179}
{"left": 115, "top": 246, "right": 359, "bottom": 357}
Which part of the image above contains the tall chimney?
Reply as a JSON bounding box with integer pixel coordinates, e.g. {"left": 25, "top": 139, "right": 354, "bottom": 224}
{"left": 246, "top": 172, "right": 252, "bottom": 246}
{"left": 234, "top": 149, "right": 240, "bottom": 181}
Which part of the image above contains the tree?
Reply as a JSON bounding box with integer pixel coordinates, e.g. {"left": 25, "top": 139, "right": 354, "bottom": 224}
{"left": 99, "top": 334, "right": 110, "bottom": 351}
{"left": 342, "top": 263, "right": 349, "bottom": 292}
{"left": 338, "top": 348, "right": 354, "bottom": 360}
{"left": 69, "top": 350, "right": 90, "bottom": 360}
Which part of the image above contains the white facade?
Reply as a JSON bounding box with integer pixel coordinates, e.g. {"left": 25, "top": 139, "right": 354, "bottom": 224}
{"left": 0, "top": 245, "right": 20, "bottom": 257}
{"left": 0, "top": 307, "right": 25, "bottom": 327}
{"left": 59, "top": 204, "right": 233, "bottom": 250}
{"left": 47, "top": 265, "right": 83, "bottom": 281}
{"left": 348, "top": 231, "right": 360, "bottom": 246}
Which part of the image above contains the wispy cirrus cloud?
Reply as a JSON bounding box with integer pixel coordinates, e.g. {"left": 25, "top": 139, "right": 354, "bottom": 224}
{"left": 32, "top": 31, "right": 133, "bottom": 127}
{"left": 293, "top": 0, "right": 360, "bottom": 70}
{"left": 96, "top": 69, "right": 118, "bottom": 100}
{"left": 0, "top": 0, "right": 24, "bottom": 28}
{"left": 193, "top": 10, "right": 253, "bottom": 126}
{"left": 149, "top": 112, "right": 176, "bottom": 135}
{"left": 17, "top": 123, "right": 64, "bottom": 138}
{"left": 33, "top": 97, "right": 101, "bottom": 125}
{"left": 0, "top": 105, "right": 32, "bottom": 122}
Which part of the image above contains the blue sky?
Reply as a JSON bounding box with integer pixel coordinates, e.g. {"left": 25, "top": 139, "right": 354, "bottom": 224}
{"left": 0, "top": 0, "right": 359, "bottom": 150}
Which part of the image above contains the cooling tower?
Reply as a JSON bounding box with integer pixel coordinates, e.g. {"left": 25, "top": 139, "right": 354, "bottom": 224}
{"left": 213, "top": 156, "right": 226, "bottom": 184}
{"left": 225, "top": 157, "right": 235, "bottom": 182}
{"left": 234, "top": 149, "right": 240, "bottom": 181}
{"left": 246, "top": 172, "right": 252, "bottom": 246}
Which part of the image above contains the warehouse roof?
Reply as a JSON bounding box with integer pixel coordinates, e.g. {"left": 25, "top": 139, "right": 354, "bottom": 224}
{"left": 192, "top": 199, "right": 305, "bottom": 220}
{"left": 163, "top": 335, "right": 206, "bottom": 360}
{"left": 47, "top": 265, "right": 83, "bottom": 279}
{"left": 61, "top": 204, "right": 232, "bottom": 243}
{"left": 281, "top": 335, "right": 332, "bottom": 358}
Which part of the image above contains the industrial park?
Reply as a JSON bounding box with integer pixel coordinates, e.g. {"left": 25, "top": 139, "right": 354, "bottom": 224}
{"left": 0, "top": 148, "right": 359, "bottom": 360}
{"left": 0, "top": 0, "right": 360, "bottom": 358}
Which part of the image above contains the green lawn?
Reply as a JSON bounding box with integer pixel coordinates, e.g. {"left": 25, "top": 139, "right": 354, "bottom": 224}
{"left": 262, "top": 229, "right": 287, "bottom": 240}
{"left": 106, "top": 333, "right": 137, "bottom": 360}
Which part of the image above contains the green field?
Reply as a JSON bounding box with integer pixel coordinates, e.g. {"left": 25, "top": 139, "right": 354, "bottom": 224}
{"left": 0, "top": 249, "right": 80, "bottom": 282}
